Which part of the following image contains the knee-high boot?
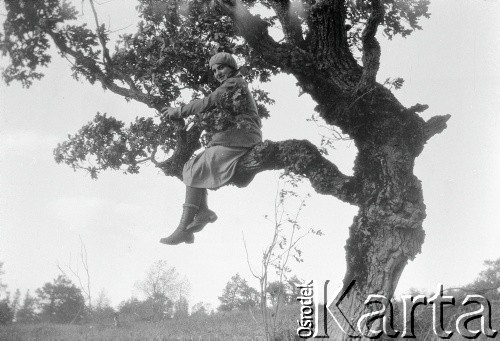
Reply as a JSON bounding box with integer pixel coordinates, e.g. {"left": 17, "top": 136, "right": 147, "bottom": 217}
{"left": 186, "top": 189, "right": 217, "bottom": 233}
{"left": 160, "top": 186, "right": 203, "bottom": 245}
{"left": 159, "top": 203, "right": 198, "bottom": 245}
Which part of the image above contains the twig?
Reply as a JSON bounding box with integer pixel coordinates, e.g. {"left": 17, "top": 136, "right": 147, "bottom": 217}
{"left": 242, "top": 233, "right": 259, "bottom": 280}
{"left": 109, "top": 24, "right": 133, "bottom": 34}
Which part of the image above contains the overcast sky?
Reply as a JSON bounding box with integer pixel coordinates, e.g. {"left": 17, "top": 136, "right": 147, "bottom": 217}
{"left": 1, "top": 0, "right": 499, "bottom": 310}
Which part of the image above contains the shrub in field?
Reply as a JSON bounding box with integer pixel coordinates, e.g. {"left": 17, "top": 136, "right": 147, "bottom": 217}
{"left": 15, "top": 290, "right": 38, "bottom": 324}
{"left": 119, "top": 296, "right": 174, "bottom": 322}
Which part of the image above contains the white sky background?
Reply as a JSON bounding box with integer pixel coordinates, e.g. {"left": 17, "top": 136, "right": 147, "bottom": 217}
{"left": 1, "top": 0, "right": 499, "bottom": 309}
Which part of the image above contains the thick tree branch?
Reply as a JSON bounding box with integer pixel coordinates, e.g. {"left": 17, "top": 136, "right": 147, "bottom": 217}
{"left": 308, "top": 0, "right": 349, "bottom": 52}
{"left": 212, "top": 0, "right": 311, "bottom": 72}
{"left": 357, "top": 0, "right": 384, "bottom": 90}
{"left": 423, "top": 114, "right": 451, "bottom": 142}
{"left": 158, "top": 126, "right": 202, "bottom": 179}
{"left": 409, "top": 103, "right": 429, "bottom": 113}
{"left": 155, "top": 138, "right": 358, "bottom": 204}
{"left": 268, "top": 0, "right": 305, "bottom": 48}
{"left": 230, "top": 140, "right": 359, "bottom": 205}
{"left": 301, "top": 0, "right": 363, "bottom": 92}
{"left": 214, "top": 0, "right": 278, "bottom": 53}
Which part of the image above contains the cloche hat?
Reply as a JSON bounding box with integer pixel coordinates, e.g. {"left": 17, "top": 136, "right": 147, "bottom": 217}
{"left": 209, "top": 52, "right": 238, "bottom": 70}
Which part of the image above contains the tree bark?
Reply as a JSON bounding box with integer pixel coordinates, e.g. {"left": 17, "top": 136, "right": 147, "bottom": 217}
{"left": 326, "top": 144, "right": 427, "bottom": 339}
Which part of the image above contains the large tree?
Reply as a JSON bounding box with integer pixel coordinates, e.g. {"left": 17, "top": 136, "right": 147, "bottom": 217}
{"left": 35, "top": 275, "right": 86, "bottom": 324}
{"left": 135, "top": 260, "right": 187, "bottom": 321}
{"left": 1, "top": 0, "right": 450, "bottom": 338}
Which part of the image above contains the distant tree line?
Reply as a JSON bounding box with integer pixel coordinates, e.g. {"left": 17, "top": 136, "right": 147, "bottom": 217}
{"left": 0, "top": 272, "right": 86, "bottom": 324}
{"left": 0, "top": 261, "right": 191, "bottom": 325}
{"left": 0, "top": 260, "right": 303, "bottom": 325}
{"left": 4, "top": 258, "right": 498, "bottom": 332}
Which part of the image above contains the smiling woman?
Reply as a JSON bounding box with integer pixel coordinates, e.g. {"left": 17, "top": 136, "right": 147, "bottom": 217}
{"left": 159, "top": 52, "right": 263, "bottom": 245}
{"left": 212, "top": 64, "right": 233, "bottom": 83}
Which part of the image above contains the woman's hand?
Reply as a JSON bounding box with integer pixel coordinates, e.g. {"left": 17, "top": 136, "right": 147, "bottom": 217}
{"left": 161, "top": 106, "right": 181, "bottom": 120}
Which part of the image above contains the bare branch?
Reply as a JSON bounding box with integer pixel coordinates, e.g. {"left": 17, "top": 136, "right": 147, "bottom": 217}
{"left": 57, "top": 237, "right": 92, "bottom": 311}
{"left": 242, "top": 233, "right": 259, "bottom": 280}
{"left": 44, "top": 30, "right": 164, "bottom": 110}
{"left": 88, "top": 0, "right": 112, "bottom": 65}
{"left": 79, "top": 236, "right": 92, "bottom": 311}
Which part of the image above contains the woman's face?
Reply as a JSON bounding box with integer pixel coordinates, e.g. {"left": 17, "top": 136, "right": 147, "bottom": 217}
{"left": 211, "top": 63, "right": 233, "bottom": 83}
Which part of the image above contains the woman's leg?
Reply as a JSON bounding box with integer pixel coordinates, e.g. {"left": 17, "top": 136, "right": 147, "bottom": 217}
{"left": 185, "top": 186, "right": 204, "bottom": 208}
{"left": 199, "top": 188, "right": 208, "bottom": 210}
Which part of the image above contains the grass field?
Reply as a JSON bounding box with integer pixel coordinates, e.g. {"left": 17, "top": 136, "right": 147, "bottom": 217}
{"left": 0, "top": 305, "right": 301, "bottom": 341}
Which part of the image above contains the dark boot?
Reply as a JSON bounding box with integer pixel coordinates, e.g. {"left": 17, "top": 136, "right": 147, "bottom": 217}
{"left": 186, "top": 189, "right": 217, "bottom": 233}
{"left": 159, "top": 203, "right": 199, "bottom": 245}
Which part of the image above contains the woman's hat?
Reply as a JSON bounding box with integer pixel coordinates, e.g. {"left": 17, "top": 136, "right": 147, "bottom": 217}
{"left": 209, "top": 52, "right": 238, "bottom": 70}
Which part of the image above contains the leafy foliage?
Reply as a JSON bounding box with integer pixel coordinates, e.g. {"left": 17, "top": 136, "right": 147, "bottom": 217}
{"left": 54, "top": 113, "right": 177, "bottom": 178}
{"left": 0, "top": 0, "right": 430, "bottom": 178}
{"left": 1, "top": 0, "right": 78, "bottom": 87}
{"left": 345, "top": 0, "right": 430, "bottom": 53}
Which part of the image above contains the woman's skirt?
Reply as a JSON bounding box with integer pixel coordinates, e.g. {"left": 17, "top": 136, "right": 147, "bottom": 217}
{"left": 182, "top": 145, "right": 249, "bottom": 189}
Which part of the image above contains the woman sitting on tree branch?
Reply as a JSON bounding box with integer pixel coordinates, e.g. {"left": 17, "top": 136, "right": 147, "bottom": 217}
{"left": 160, "top": 52, "right": 263, "bottom": 245}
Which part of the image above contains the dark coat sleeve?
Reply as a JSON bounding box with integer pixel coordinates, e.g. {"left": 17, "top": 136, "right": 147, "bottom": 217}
{"left": 179, "top": 79, "right": 236, "bottom": 118}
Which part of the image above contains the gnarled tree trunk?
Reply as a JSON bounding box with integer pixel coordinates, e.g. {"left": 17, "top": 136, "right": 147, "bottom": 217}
{"left": 233, "top": 84, "right": 446, "bottom": 339}
{"left": 212, "top": 1, "right": 449, "bottom": 339}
